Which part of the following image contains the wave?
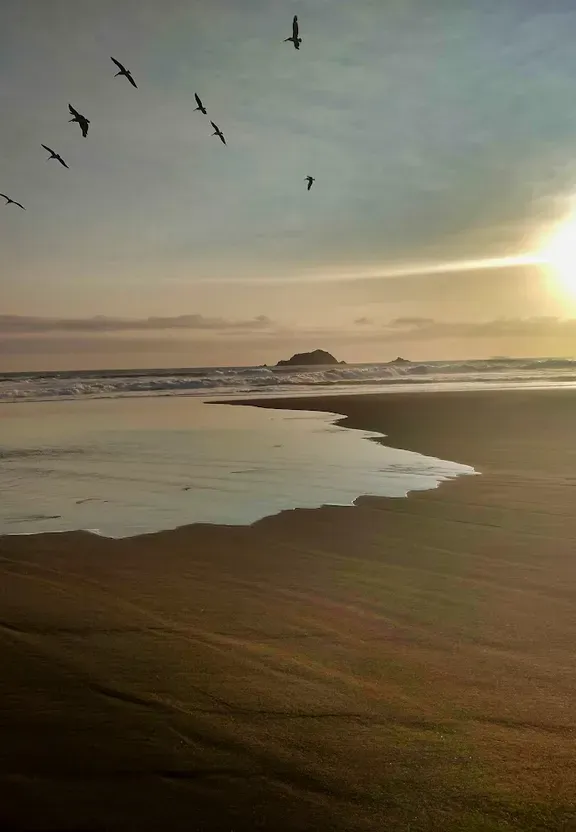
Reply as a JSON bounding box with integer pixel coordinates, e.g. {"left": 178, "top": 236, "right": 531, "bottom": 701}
{"left": 2, "top": 357, "right": 576, "bottom": 403}
{"left": 0, "top": 447, "right": 86, "bottom": 459}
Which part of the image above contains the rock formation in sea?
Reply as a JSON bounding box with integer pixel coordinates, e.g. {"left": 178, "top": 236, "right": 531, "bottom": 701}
{"left": 276, "top": 350, "right": 345, "bottom": 367}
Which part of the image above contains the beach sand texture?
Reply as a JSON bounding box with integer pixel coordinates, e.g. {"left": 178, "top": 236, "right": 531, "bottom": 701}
{"left": 1, "top": 389, "right": 575, "bottom": 830}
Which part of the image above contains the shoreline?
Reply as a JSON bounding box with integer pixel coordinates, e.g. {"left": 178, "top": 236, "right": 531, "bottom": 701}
{"left": 225, "top": 386, "right": 575, "bottom": 471}
{"left": 0, "top": 394, "right": 476, "bottom": 541}
{"left": 3, "top": 385, "right": 574, "bottom": 542}
{"left": 2, "top": 388, "right": 576, "bottom": 829}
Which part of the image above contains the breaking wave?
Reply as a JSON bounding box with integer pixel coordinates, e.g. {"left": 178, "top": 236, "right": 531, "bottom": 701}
{"left": 2, "top": 357, "right": 576, "bottom": 403}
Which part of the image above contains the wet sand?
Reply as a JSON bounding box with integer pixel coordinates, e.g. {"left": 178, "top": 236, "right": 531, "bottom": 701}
{"left": 1, "top": 389, "right": 575, "bottom": 830}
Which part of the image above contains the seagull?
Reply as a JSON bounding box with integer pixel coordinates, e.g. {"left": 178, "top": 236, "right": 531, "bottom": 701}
{"left": 68, "top": 104, "right": 90, "bottom": 137}
{"left": 0, "top": 193, "right": 25, "bottom": 210}
{"left": 41, "top": 144, "right": 69, "bottom": 169}
{"left": 210, "top": 121, "right": 226, "bottom": 145}
{"left": 305, "top": 176, "right": 315, "bottom": 191}
{"left": 111, "top": 57, "right": 137, "bottom": 88}
{"left": 194, "top": 93, "right": 207, "bottom": 115}
{"left": 284, "top": 15, "right": 302, "bottom": 50}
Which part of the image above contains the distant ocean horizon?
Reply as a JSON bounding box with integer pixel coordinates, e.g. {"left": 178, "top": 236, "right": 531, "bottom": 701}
{"left": 2, "top": 357, "right": 576, "bottom": 404}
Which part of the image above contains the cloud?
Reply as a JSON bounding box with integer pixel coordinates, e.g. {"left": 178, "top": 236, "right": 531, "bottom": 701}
{"left": 0, "top": 336, "right": 185, "bottom": 355}
{"left": 0, "top": 314, "right": 274, "bottom": 334}
{"left": 388, "top": 317, "right": 436, "bottom": 328}
{"left": 381, "top": 316, "right": 576, "bottom": 340}
{"left": 5, "top": 313, "right": 576, "bottom": 347}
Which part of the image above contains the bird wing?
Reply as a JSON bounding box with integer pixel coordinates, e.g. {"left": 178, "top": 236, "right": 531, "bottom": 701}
{"left": 219, "top": 134, "right": 226, "bottom": 144}
{"left": 293, "top": 15, "right": 299, "bottom": 38}
{"left": 111, "top": 57, "right": 126, "bottom": 72}
{"left": 14, "top": 201, "right": 25, "bottom": 209}
{"left": 81, "top": 122, "right": 89, "bottom": 137}
{"left": 69, "top": 104, "right": 79, "bottom": 117}
{"left": 195, "top": 93, "right": 203, "bottom": 108}
{"left": 127, "top": 73, "right": 137, "bottom": 88}
{"left": 210, "top": 121, "right": 218, "bottom": 131}
{"left": 41, "top": 144, "right": 54, "bottom": 154}
{"left": 58, "top": 156, "right": 69, "bottom": 168}
{"left": 0, "top": 194, "right": 9, "bottom": 202}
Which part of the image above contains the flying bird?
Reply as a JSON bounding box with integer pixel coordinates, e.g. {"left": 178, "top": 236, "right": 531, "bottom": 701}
{"left": 68, "top": 104, "right": 90, "bottom": 137}
{"left": 1, "top": 193, "right": 25, "bottom": 210}
{"left": 41, "top": 144, "right": 69, "bottom": 169}
{"left": 284, "top": 15, "right": 302, "bottom": 50}
{"left": 210, "top": 121, "right": 226, "bottom": 145}
{"left": 111, "top": 57, "right": 137, "bottom": 88}
{"left": 194, "top": 93, "right": 207, "bottom": 114}
{"left": 305, "top": 176, "right": 315, "bottom": 191}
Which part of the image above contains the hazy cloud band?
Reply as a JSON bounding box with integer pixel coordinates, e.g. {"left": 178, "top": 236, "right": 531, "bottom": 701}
{"left": 0, "top": 314, "right": 273, "bottom": 334}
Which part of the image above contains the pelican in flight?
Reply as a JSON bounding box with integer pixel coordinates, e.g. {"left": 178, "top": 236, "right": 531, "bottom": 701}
{"left": 68, "top": 104, "right": 90, "bottom": 138}
{"left": 284, "top": 15, "right": 302, "bottom": 50}
{"left": 210, "top": 121, "right": 226, "bottom": 145}
{"left": 111, "top": 57, "right": 138, "bottom": 88}
{"left": 1, "top": 193, "right": 25, "bottom": 210}
{"left": 41, "top": 144, "right": 69, "bottom": 169}
{"left": 194, "top": 93, "right": 207, "bottom": 114}
{"left": 305, "top": 176, "right": 315, "bottom": 191}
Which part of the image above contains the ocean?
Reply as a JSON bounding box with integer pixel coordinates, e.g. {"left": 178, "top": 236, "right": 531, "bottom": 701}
{"left": 2, "top": 356, "right": 576, "bottom": 403}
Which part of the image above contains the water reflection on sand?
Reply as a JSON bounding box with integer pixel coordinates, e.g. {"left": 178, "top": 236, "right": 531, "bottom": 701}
{"left": 0, "top": 397, "right": 475, "bottom": 537}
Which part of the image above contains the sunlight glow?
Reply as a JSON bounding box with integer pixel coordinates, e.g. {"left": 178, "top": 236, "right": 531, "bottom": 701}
{"left": 192, "top": 254, "right": 542, "bottom": 284}
{"left": 321, "top": 254, "right": 541, "bottom": 283}
{"left": 538, "top": 213, "right": 576, "bottom": 297}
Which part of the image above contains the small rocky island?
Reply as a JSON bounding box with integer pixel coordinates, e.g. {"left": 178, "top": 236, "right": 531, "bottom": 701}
{"left": 276, "top": 349, "right": 345, "bottom": 367}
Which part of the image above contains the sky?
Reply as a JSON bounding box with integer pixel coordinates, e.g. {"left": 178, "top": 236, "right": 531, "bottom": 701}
{"left": 4, "top": 0, "right": 576, "bottom": 370}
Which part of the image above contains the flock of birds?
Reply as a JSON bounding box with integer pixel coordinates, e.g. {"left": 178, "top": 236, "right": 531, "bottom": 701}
{"left": 1, "top": 16, "right": 315, "bottom": 212}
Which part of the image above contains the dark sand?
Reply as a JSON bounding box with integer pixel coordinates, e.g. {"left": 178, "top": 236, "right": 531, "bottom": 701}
{"left": 1, "top": 389, "right": 575, "bottom": 830}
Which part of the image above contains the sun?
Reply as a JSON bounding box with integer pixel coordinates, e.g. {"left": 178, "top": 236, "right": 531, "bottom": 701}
{"left": 538, "top": 214, "right": 576, "bottom": 296}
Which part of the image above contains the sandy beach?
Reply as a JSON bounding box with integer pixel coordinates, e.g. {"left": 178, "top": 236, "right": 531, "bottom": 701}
{"left": 1, "top": 388, "right": 575, "bottom": 830}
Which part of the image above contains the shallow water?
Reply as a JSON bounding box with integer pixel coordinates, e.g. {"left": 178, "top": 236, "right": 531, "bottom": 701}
{"left": 0, "top": 397, "right": 474, "bottom": 537}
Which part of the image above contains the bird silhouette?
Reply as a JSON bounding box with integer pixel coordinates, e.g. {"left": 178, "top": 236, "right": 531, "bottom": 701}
{"left": 284, "top": 15, "right": 302, "bottom": 50}
{"left": 1, "top": 193, "right": 25, "bottom": 210}
{"left": 305, "top": 176, "right": 315, "bottom": 191}
{"left": 41, "top": 144, "right": 69, "bottom": 169}
{"left": 194, "top": 93, "right": 207, "bottom": 114}
{"left": 210, "top": 121, "right": 226, "bottom": 145}
{"left": 111, "top": 57, "right": 137, "bottom": 88}
{"left": 68, "top": 104, "right": 90, "bottom": 138}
